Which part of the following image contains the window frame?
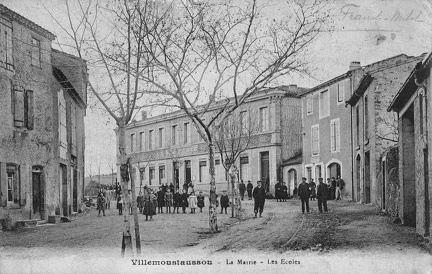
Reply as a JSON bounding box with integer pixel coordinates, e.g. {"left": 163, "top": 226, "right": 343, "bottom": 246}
{"left": 311, "top": 124, "right": 320, "bottom": 156}
{"left": 31, "top": 37, "right": 41, "bottom": 68}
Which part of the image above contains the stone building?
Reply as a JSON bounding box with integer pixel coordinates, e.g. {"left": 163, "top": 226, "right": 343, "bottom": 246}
{"left": 346, "top": 54, "right": 423, "bottom": 207}
{"left": 0, "top": 5, "right": 87, "bottom": 226}
{"left": 388, "top": 51, "right": 432, "bottom": 238}
{"left": 122, "top": 85, "right": 305, "bottom": 196}
{"left": 300, "top": 70, "right": 353, "bottom": 199}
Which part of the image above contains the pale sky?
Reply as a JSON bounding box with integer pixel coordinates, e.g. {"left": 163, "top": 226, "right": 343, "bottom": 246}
{"left": 2, "top": 0, "right": 431, "bottom": 175}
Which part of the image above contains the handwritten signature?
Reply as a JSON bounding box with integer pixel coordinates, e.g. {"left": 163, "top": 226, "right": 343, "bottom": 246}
{"left": 340, "top": 4, "right": 424, "bottom": 22}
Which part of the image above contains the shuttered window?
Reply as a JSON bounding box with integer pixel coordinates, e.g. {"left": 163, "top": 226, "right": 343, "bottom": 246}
{"left": 0, "top": 18, "right": 13, "bottom": 70}
{"left": 330, "top": 118, "right": 340, "bottom": 153}
{"left": 31, "top": 37, "right": 41, "bottom": 68}
{"left": 311, "top": 125, "right": 320, "bottom": 155}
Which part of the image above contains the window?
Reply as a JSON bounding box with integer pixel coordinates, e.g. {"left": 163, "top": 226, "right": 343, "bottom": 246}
{"left": 31, "top": 38, "right": 41, "bottom": 68}
{"left": 0, "top": 18, "right": 13, "bottom": 70}
{"left": 149, "top": 167, "right": 155, "bottom": 185}
{"left": 171, "top": 125, "right": 177, "bottom": 145}
{"left": 311, "top": 125, "right": 320, "bottom": 155}
{"left": 139, "top": 167, "right": 145, "bottom": 181}
{"left": 319, "top": 89, "right": 329, "bottom": 118}
{"left": 184, "top": 122, "right": 190, "bottom": 144}
{"left": 315, "top": 165, "right": 322, "bottom": 181}
{"left": 149, "top": 130, "right": 154, "bottom": 150}
{"left": 330, "top": 118, "right": 340, "bottom": 152}
{"left": 6, "top": 164, "right": 20, "bottom": 205}
{"left": 130, "top": 133, "right": 136, "bottom": 152}
{"left": 215, "top": 159, "right": 220, "bottom": 165}
{"left": 199, "top": 161, "right": 207, "bottom": 182}
{"left": 139, "top": 132, "right": 145, "bottom": 151}
{"left": 240, "top": 111, "right": 248, "bottom": 133}
{"left": 158, "top": 128, "right": 164, "bottom": 148}
{"left": 337, "top": 82, "right": 345, "bottom": 103}
{"left": 356, "top": 105, "right": 360, "bottom": 146}
{"left": 58, "top": 90, "right": 67, "bottom": 159}
{"left": 240, "top": 156, "right": 249, "bottom": 181}
{"left": 159, "top": 166, "right": 165, "bottom": 184}
{"left": 306, "top": 95, "right": 313, "bottom": 114}
{"left": 259, "top": 107, "right": 269, "bottom": 132}
{"left": 364, "top": 95, "right": 369, "bottom": 140}
{"left": 13, "top": 87, "right": 34, "bottom": 130}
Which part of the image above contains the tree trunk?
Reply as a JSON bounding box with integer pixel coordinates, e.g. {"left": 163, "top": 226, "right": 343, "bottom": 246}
{"left": 229, "top": 165, "right": 242, "bottom": 219}
{"left": 117, "top": 122, "right": 133, "bottom": 255}
{"left": 129, "top": 162, "right": 141, "bottom": 255}
{"left": 208, "top": 143, "right": 218, "bottom": 232}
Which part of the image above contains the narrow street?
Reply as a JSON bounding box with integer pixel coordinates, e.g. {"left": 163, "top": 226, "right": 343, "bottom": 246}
{"left": 1, "top": 198, "right": 430, "bottom": 273}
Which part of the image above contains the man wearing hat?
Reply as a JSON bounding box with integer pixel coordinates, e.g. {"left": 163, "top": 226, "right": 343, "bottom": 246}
{"left": 298, "top": 177, "right": 311, "bottom": 214}
{"left": 246, "top": 180, "right": 253, "bottom": 200}
{"left": 316, "top": 178, "right": 329, "bottom": 213}
{"left": 252, "top": 181, "right": 266, "bottom": 217}
{"left": 239, "top": 180, "right": 246, "bottom": 201}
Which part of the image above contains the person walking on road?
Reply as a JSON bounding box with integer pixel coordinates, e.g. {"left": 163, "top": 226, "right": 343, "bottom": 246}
{"left": 97, "top": 192, "right": 106, "bottom": 217}
{"left": 252, "top": 181, "right": 266, "bottom": 218}
{"left": 317, "top": 178, "right": 329, "bottom": 214}
{"left": 246, "top": 180, "right": 253, "bottom": 200}
{"left": 239, "top": 180, "right": 246, "bottom": 201}
{"left": 220, "top": 190, "right": 229, "bottom": 214}
{"left": 197, "top": 191, "right": 205, "bottom": 213}
{"left": 298, "top": 177, "right": 311, "bottom": 214}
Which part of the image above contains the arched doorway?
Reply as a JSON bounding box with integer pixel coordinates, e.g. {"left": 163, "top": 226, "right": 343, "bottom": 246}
{"left": 287, "top": 169, "right": 297, "bottom": 196}
{"left": 327, "top": 162, "right": 341, "bottom": 180}
{"left": 356, "top": 155, "right": 361, "bottom": 202}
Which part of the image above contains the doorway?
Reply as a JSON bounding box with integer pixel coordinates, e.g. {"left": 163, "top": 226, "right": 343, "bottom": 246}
{"left": 287, "top": 169, "right": 297, "bottom": 196}
{"left": 185, "top": 160, "right": 191, "bottom": 185}
{"left": 364, "top": 151, "right": 371, "bottom": 204}
{"left": 356, "top": 155, "right": 361, "bottom": 202}
{"left": 32, "top": 166, "right": 44, "bottom": 219}
{"left": 328, "top": 162, "right": 341, "bottom": 180}
{"left": 173, "top": 162, "right": 180, "bottom": 191}
{"left": 60, "top": 164, "right": 68, "bottom": 216}
{"left": 260, "top": 152, "right": 269, "bottom": 192}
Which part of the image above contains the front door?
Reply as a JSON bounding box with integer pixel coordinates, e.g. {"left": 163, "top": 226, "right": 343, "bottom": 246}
{"left": 60, "top": 164, "right": 68, "bottom": 216}
{"left": 32, "top": 167, "right": 44, "bottom": 219}
{"left": 185, "top": 160, "right": 191, "bottom": 185}
{"left": 260, "top": 152, "right": 269, "bottom": 192}
{"left": 173, "top": 162, "right": 180, "bottom": 191}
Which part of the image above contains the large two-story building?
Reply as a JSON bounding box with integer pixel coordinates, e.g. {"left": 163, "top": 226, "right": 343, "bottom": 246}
{"left": 0, "top": 5, "right": 87, "bottom": 226}
{"left": 122, "top": 85, "right": 306, "bottom": 196}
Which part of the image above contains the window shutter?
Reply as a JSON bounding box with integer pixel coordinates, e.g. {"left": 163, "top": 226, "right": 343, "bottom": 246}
{"left": 25, "top": 90, "right": 34, "bottom": 130}
{"left": 336, "top": 119, "right": 341, "bottom": 151}
{"left": 330, "top": 121, "right": 335, "bottom": 152}
{"left": 0, "top": 24, "right": 6, "bottom": 65}
{"left": 0, "top": 163, "right": 6, "bottom": 207}
{"left": 13, "top": 87, "right": 25, "bottom": 127}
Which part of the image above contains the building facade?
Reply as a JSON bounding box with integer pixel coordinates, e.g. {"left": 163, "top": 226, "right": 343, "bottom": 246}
{"left": 0, "top": 5, "right": 87, "bottom": 226}
{"left": 122, "top": 86, "right": 305, "bottom": 196}
{"left": 388, "top": 51, "right": 432, "bottom": 238}
{"left": 347, "top": 54, "right": 423, "bottom": 207}
{"left": 300, "top": 71, "right": 353, "bottom": 199}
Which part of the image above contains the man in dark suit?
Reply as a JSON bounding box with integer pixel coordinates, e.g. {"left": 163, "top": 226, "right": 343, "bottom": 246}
{"left": 239, "top": 180, "right": 246, "bottom": 201}
{"left": 253, "top": 181, "right": 266, "bottom": 218}
{"left": 317, "top": 178, "right": 329, "bottom": 213}
{"left": 246, "top": 180, "right": 253, "bottom": 200}
{"left": 298, "top": 177, "right": 311, "bottom": 214}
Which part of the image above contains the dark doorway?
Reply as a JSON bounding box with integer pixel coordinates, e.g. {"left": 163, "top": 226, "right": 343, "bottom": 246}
{"left": 73, "top": 168, "right": 78, "bottom": 212}
{"left": 356, "top": 155, "right": 361, "bottom": 202}
{"left": 173, "top": 162, "right": 180, "bottom": 191}
{"left": 260, "top": 152, "right": 269, "bottom": 192}
{"left": 364, "top": 151, "right": 371, "bottom": 204}
{"left": 328, "top": 162, "right": 341, "bottom": 179}
{"left": 185, "top": 160, "right": 191, "bottom": 185}
{"left": 60, "top": 164, "right": 68, "bottom": 216}
{"left": 288, "top": 169, "right": 297, "bottom": 196}
{"left": 32, "top": 166, "right": 44, "bottom": 219}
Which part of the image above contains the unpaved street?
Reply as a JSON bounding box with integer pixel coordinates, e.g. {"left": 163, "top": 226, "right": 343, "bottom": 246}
{"left": 1, "top": 198, "right": 431, "bottom": 274}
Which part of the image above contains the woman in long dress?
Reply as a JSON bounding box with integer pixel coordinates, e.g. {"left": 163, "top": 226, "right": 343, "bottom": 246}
{"left": 188, "top": 192, "right": 198, "bottom": 214}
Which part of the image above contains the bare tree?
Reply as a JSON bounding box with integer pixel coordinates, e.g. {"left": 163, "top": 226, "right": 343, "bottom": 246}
{"left": 215, "top": 105, "right": 259, "bottom": 219}
{"left": 50, "top": 0, "right": 329, "bottom": 234}
{"left": 108, "top": 161, "right": 117, "bottom": 186}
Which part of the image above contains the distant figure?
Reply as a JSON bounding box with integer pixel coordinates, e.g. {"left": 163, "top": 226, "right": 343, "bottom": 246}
{"left": 298, "top": 177, "right": 311, "bottom": 214}
{"left": 275, "top": 181, "right": 282, "bottom": 202}
{"left": 331, "top": 177, "right": 337, "bottom": 200}
{"left": 239, "top": 180, "right": 246, "bottom": 201}
{"left": 246, "top": 180, "right": 253, "bottom": 200}
{"left": 281, "top": 182, "right": 288, "bottom": 201}
{"left": 253, "top": 181, "right": 266, "bottom": 218}
{"left": 309, "top": 179, "right": 316, "bottom": 201}
{"left": 326, "top": 178, "right": 332, "bottom": 200}
{"left": 336, "top": 176, "right": 345, "bottom": 200}
{"left": 161, "top": 183, "right": 168, "bottom": 194}
{"left": 197, "top": 191, "right": 205, "bottom": 213}
{"left": 164, "top": 189, "right": 173, "bottom": 214}
{"left": 188, "top": 182, "right": 194, "bottom": 194}
{"left": 115, "top": 182, "right": 122, "bottom": 200}
{"left": 183, "top": 182, "right": 189, "bottom": 193}
{"left": 293, "top": 185, "right": 298, "bottom": 199}
{"left": 157, "top": 187, "right": 165, "bottom": 213}
{"left": 137, "top": 191, "right": 144, "bottom": 214}
{"left": 317, "top": 178, "right": 329, "bottom": 214}
{"left": 188, "top": 192, "right": 198, "bottom": 214}
{"left": 97, "top": 192, "right": 106, "bottom": 217}
{"left": 143, "top": 188, "right": 156, "bottom": 221}
{"left": 117, "top": 194, "right": 123, "bottom": 215}
{"left": 220, "top": 190, "right": 230, "bottom": 214}
{"left": 180, "top": 189, "right": 189, "bottom": 214}
{"left": 173, "top": 190, "right": 181, "bottom": 214}
{"left": 126, "top": 190, "right": 133, "bottom": 215}
{"left": 169, "top": 182, "right": 175, "bottom": 193}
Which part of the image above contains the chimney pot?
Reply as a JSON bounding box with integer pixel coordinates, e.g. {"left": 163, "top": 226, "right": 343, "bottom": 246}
{"left": 349, "top": 61, "right": 361, "bottom": 71}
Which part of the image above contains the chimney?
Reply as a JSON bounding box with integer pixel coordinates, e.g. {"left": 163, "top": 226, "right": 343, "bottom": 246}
{"left": 289, "top": 84, "right": 297, "bottom": 88}
{"left": 349, "top": 61, "right": 361, "bottom": 71}
{"left": 141, "top": 111, "right": 147, "bottom": 120}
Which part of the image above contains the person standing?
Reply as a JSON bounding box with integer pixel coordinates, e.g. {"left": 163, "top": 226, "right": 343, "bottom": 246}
{"left": 309, "top": 179, "right": 317, "bottom": 201}
{"left": 331, "top": 177, "right": 337, "bottom": 200}
{"left": 336, "top": 176, "right": 345, "bottom": 200}
{"left": 275, "top": 181, "right": 282, "bottom": 202}
{"left": 281, "top": 182, "right": 288, "bottom": 201}
{"left": 97, "top": 192, "right": 106, "bottom": 217}
{"left": 173, "top": 189, "right": 181, "bottom": 213}
{"left": 197, "top": 191, "right": 205, "bottom": 213}
{"left": 252, "top": 181, "right": 266, "bottom": 218}
{"left": 117, "top": 194, "right": 123, "bottom": 215}
{"left": 157, "top": 187, "right": 165, "bottom": 213}
{"left": 220, "top": 190, "right": 230, "bottom": 214}
{"left": 246, "top": 180, "right": 253, "bottom": 200}
{"left": 239, "top": 180, "right": 246, "bottom": 201}
{"left": 125, "top": 190, "right": 133, "bottom": 215}
{"left": 169, "top": 182, "right": 175, "bottom": 193}
{"left": 164, "top": 189, "right": 173, "bottom": 213}
{"left": 298, "top": 177, "right": 311, "bottom": 214}
{"left": 316, "top": 178, "right": 329, "bottom": 213}
{"left": 326, "top": 178, "right": 332, "bottom": 200}
{"left": 115, "top": 182, "right": 122, "bottom": 200}
{"left": 188, "top": 192, "right": 198, "bottom": 213}
{"left": 137, "top": 191, "right": 144, "bottom": 214}
{"left": 183, "top": 182, "right": 189, "bottom": 193}
{"left": 180, "top": 189, "right": 189, "bottom": 214}
{"left": 143, "top": 188, "right": 156, "bottom": 221}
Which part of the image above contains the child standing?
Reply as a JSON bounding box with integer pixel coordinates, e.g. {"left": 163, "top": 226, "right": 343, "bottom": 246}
{"left": 137, "top": 191, "right": 144, "bottom": 214}
{"left": 97, "top": 192, "right": 106, "bottom": 217}
{"left": 197, "top": 191, "right": 205, "bottom": 213}
{"left": 180, "top": 189, "right": 189, "bottom": 214}
{"left": 188, "top": 192, "right": 198, "bottom": 214}
{"left": 157, "top": 187, "right": 165, "bottom": 213}
{"left": 117, "top": 194, "right": 123, "bottom": 215}
{"left": 164, "top": 189, "right": 173, "bottom": 214}
{"left": 220, "top": 190, "right": 229, "bottom": 214}
{"left": 173, "top": 190, "right": 181, "bottom": 214}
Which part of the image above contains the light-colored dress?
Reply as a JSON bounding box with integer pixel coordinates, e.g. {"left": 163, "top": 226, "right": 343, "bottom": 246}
{"left": 188, "top": 194, "right": 198, "bottom": 209}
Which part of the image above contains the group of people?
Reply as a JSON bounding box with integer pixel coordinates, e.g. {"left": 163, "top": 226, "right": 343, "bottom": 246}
{"left": 238, "top": 180, "right": 254, "bottom": 201}
{"left": 297, "top": 176, "right": 345, "bottom": 214}
{"left": 274, "top": 181, "right": 289, "bottom": 202}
